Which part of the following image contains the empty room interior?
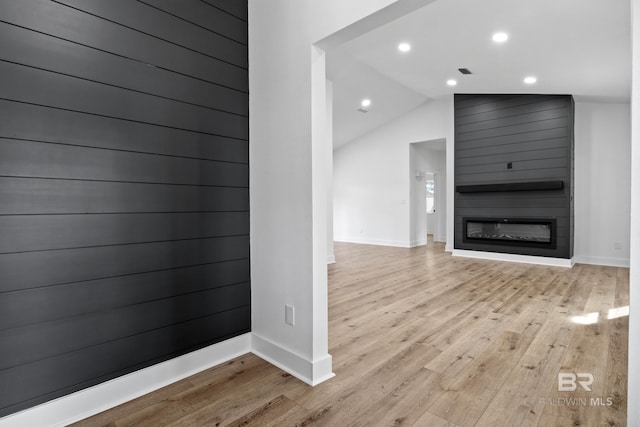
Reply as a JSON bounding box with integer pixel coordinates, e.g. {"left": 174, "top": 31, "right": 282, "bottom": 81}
{"left": 1, "top": 1, "right": 639, "bottom": 426}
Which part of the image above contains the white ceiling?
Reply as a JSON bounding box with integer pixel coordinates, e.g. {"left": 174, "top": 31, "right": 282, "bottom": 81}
{"left": 327, "top": 0, "right": 631, "bottom": 149}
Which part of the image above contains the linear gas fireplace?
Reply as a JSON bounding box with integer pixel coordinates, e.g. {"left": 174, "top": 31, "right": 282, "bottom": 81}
{"left": 463, "top": 217, "right": 557, "bottom": 249}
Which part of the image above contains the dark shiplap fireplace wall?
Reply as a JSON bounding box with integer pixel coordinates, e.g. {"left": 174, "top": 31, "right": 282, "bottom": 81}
{"left": 0, "top": 1, "right": 249, "bottom": 417}
{"left": 454, "top": 94, "right": 574, "bottom": 259}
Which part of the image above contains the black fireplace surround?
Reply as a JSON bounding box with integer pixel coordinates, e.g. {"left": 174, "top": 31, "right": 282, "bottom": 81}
{"left": 453, "top": 94, "right": 574, "bottom": 259}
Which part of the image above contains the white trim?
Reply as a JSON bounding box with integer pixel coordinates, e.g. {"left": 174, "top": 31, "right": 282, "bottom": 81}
{"left": 573, "top": 255, "right": 630, "bottom": 268}
{"left": 334, "top": 237, "right": 412, "bottom": 248}
{"left": 251, "top": 333, "right": 335, "bottom": 386}
{"left": 410, "top": 238, "right": 427, "bottom": 248}
{"left": 327, "top": 255, "right": 336, "bottom": 264}
{"left": 433, "top": 235, "right": 447, "bottom": 243}
{"left": 452, "top": 249, "right": 574, "bottom": 268}
{"left": 0, "top": 334, "right": 251, "bottom": 427}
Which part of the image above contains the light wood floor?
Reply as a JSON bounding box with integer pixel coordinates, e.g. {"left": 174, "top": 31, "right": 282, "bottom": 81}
{"left": 74, "top": 239, "right": 629, "bottom": 426}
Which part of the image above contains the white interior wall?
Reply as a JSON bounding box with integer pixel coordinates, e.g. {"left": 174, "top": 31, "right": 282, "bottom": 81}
{"left": 334, "top": 98, "right": 451, "bottom": 247}
{"left": 574, "top": 101, "right": 632, "bottom": 267}
{"left": 249, "top": 0, "right": 321, "bottom": 382}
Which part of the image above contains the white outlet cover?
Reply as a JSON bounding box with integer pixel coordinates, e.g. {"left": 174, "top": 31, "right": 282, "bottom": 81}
{"left": 285, "top": 304, "right": 295, "bottom": 326}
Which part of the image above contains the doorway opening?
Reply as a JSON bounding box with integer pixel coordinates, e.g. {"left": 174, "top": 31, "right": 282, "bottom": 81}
{"left": 410, "top": 139, "right": 446, "bottom": 247}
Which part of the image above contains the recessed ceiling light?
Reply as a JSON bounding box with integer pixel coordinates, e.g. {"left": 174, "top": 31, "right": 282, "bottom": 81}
{"left": 361, "top": 99, "right": 372, "bottom": 108}
{"left": 492, "top": 32, "right": 509, "bottom": 43}
{"left": 524, "top": 76, "right": 537, "bottom": 84}
{"left": 447, "top": 79, "right": 457, "bottom": 86}
{"left": 398, "top": 42, "right": 411, "bottom": 52}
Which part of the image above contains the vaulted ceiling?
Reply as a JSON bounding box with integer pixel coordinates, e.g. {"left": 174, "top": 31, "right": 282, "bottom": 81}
{"left": 327, "top": 0, "right": 631, "bottom": 148}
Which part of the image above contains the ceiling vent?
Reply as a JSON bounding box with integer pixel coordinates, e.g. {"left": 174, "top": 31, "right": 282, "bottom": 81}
{"left": 458, "top": 68, "right": 473, "bottom": 75}
{"left": 357, "top": 108, "right": 369, "bottom": 113}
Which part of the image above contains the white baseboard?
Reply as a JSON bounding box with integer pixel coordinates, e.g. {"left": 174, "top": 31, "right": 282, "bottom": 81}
{"left": 327, "top": 254, "right": 336, "bottom": 264}
{"left": 573, "top": 255, "right": 630, "bottom": 268}
{"left": 251, "top": 333, "right": 334, "bottom": 386}
{"left": 334, "top": 237, "right": 411, "bottom": 248}
{"left": 0, "top": 334, "right": 252, "bottom": 427}
{"left": 452, "top": 249, "right": 574, "bottom": 268}
{"left": 410, "top": 238, "right": 427, "bottom": 248}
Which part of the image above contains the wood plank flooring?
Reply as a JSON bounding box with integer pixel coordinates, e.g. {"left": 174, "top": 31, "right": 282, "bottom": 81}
{"left": 73, "top": 239, "right": 629, "bottom": 426}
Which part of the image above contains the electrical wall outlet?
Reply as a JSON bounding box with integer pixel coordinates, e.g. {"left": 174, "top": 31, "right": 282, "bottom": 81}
{"left": 614, "top": 242, "right": 622, "bottom": 250}
{"left": 285, "top": 304, "right": 295, "bottom": 326}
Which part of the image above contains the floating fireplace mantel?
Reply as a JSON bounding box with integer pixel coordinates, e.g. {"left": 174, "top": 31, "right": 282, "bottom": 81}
{"left": 456, "top": 180, "right": 564, "bottom": 193}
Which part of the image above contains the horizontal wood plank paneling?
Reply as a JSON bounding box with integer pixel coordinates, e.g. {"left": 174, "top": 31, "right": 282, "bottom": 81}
{"left": 0, "top": 0, "right": 247, "bottom": 92}
{"left": 455, "top": 117, "right": 569, "bottom": 143}
{"left": 456, "top": 147, "right": 568, "bottom": 166}
{"left": 0, "top": 236, "right": 249, "bottom": 293}
{"left": 455, "top": 168, "right": 567, "bottom": 184}
{"left": 0, "top": 100, "right": 248, "bottom": 164}
{"left": 455, "top": 195, "right": 568, "bottom": 209}
{"left": 454, "top": 94, "right": 569, "bottom": 116}
{"left": 457, "top": 157, "right": 568, "bottom": 176}
{"left": 455, "top": 128, "right": 569, "bottom": 153}
{"left": 0, "top": 23, "right": 248, "bottom": 116}
{"left": 0, "top": 260, "right": 250, "bottom": 331}
{"left": 54, "top": 0, "right": 247, "bottom": 68}
{"left": 0, "top": 283, "right": 251, "bottom": 370}
{"left": 0, "top": 0, "right": 249, "bottom": 418}
{"left": 0, "top": 212, "right": 249, "bottom": 254}
{"left": 0, "top": 178, "right": 249, "bottom": 215}
{"left": 456, "top": 106, "right": 568, "bottom": 135}
{"left": 454, "top": 94, "right": 574, "bottom": 259}
{"left": 454, "top": 97, "right": 570, "bottom": 126}
{"left": 0, "top": 138, "right": 248, "bottom": 187}
{"left": 0, "top": 61, "right": 248, "bottom": 140}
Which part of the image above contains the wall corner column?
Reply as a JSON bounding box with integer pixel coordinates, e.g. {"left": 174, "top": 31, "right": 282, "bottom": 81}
{"left": 628, "top": 0, "right": 640, "bottom": 425}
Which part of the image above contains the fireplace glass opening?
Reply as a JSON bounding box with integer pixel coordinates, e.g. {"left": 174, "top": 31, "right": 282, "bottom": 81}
{"left": 463, "top": 218, "right": 556, "bottom": 248}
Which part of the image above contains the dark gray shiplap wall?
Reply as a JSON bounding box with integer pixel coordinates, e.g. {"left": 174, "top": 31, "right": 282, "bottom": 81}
{"left": 0, "top": 0, "right": 249, "bottom": 417}
{"left": 454, "top": 94, "right": 574, "bottom": 258}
